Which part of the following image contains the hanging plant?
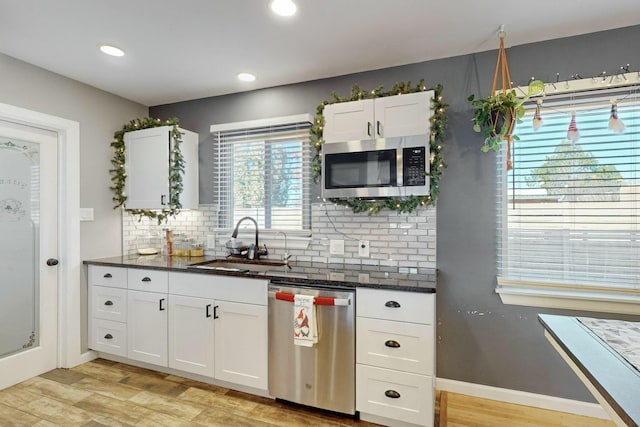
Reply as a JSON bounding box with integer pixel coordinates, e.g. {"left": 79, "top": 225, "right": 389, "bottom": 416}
{"left": 311, "top": 80, "right": 448, "bottom": 215}
{"left": 468, "top": 90, "right": 524, "bottom": 153}
{"left": 110, "top": 117, "right": 185, "bottom": 224}
{"left": 468, "top": 29, "right": 543, "bottom": 169}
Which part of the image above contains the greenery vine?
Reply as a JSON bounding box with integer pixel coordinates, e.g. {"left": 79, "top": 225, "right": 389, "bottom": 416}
{"left": 311, "top": 80, "right": 448, "bottom": 214}
{"left": 110, "top": 117, "right": 185, "bottom": 223}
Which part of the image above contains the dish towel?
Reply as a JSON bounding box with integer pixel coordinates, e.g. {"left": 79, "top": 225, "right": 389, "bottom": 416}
{"left": 293, "top": 294, "right": 318, "bottom": 347}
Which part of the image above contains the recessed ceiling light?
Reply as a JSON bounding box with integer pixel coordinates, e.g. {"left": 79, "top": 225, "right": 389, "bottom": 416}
{"left": 237, "top": 72, "right": 256, "bottom": 82}
{"left": 99, "top": 44, "right": 125, "bottom": 57}
{"left": 270, "top": 0, "right": 297, "bottom": 17}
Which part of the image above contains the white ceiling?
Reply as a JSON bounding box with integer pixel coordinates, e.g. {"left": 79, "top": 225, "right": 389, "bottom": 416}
{"left": 1, "top": 0, "right": 639, "bottom": 106}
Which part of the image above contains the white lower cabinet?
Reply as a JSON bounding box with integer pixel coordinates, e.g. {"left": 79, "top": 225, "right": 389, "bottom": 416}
{"left": 213, "top": 300, "right": 268, "bottom": 390}
{"left": 168, "top": 294, "right": 215, "bottom": 377}
{"left": 127, "top": 289, "right": 168, "bottom": 366}
{"left": 356, "top": 288, "right": 436, "bottom": 427}
{"left": 88, "top": 265, "right": 269, "bottom": 393}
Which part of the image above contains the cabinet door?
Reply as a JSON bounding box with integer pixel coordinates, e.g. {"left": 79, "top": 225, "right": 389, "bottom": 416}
{"left": 127, "top": 290, "right": 168, "bottom": 366}
{"left": 374, "top": 91, "right": 432, "bottom": 138}
{"left": 124, "top": 126, "right": 170, "bottom": 209}
{"left": 168, "top": 295, "right": 215, "bottom": 377}
{"left": 323, "top": 100, "right": 374, "bottom": 143}
{"left": 214, "top": 301, "right": 268, "bottom": 390}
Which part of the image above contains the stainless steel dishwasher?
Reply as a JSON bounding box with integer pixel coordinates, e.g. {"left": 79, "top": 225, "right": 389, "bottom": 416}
{"left": 268, "top": 281, "right": 355, "bottom": 415}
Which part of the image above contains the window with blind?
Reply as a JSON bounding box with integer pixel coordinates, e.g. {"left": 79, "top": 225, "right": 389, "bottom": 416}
{"left": 212, "top": 115, "right": 312, "bottom": 232}
{"left": 496, "top": 81, "right": 640, "bottom": 314}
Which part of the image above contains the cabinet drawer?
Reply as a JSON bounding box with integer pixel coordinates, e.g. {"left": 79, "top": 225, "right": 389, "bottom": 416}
{"left": 91, "top": 285, "right": 127, "bottom": 322}
{"left": 356, "top": 364, "right": 434, "bottom": 427}
{"left": 357, "top": 317, "right": 433, "bottom": 376}
{"left": 128, "top": 269, "right": 168, "bottom": 293}
{"left": 357, "top": 288, "right": 434, "bottom": 324}
{"left": 90, "top": 318, "right": 127, "bottom": 357}
{"left": 89, "top": 265, "right": 127, "bottom": 289}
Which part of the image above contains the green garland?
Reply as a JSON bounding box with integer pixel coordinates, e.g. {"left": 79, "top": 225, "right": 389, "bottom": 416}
{"left": 311, "top": 80, "right": 448, "bottom": 214}
{"left": 110, "top": 117, "right": 185, "bottom": 224}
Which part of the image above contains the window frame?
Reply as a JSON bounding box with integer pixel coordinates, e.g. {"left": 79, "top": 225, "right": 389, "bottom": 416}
{"left": 494, "top": 75, "right": 640, "bottom": 315}
{"left": 210, "top": 114, "right": 313, "bottom": 236}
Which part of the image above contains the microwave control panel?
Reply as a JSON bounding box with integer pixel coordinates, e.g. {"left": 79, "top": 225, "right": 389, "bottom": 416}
{"left": 403, "top": 147, "right": 427, "bottom": 186}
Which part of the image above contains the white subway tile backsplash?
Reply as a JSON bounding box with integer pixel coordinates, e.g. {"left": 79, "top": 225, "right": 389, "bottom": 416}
{"left": 122, "top": 202, "right": 436, "bottom": 269}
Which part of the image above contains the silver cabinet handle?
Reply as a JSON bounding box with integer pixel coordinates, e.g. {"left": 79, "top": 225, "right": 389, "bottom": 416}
{"left": 376, "top": 120, "right": 382, "bottom": 136}
{"left": 104, "top": 300, "right": 114, "bottom": 306}
{"left": 159, "top": 298, "right": 166, "bottom": 311}
{"left": 161, "top": 195, "right": 167, "bottom": 205}
{"left": 104, "top": 334, "right": 113, "bottom": 340}
{"left": 367, "top": 121, "right": 372, "bottom": 136}
{"left": 103, "top": 273, "right": 112, "bottom": 278}
{"left": 385, "top": 300, "right": 401, "bottom": 308}
{"left": 141, "top": 277, "right": 151, "bottom": 282}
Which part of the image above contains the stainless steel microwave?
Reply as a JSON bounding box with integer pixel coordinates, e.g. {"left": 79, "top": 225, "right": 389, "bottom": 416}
{"left": 321, "top": 135, "right": 430, "bottom": 199}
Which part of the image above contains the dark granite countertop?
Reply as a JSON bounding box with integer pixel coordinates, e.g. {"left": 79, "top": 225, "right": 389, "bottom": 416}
{"left": 84, "top": 255, "right": 436, "bottom": 293}
{"left": 539, "top": 314, "right": 640, "bottom": 427}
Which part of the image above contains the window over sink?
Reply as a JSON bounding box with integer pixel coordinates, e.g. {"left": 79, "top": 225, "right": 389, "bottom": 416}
{"left": 211, "top": 114, "right": 313, "bottom": 233}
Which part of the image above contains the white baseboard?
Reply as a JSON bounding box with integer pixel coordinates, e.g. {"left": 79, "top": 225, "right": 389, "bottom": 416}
{"left": 436, "top": 377, "right": 610, "bottom": 421}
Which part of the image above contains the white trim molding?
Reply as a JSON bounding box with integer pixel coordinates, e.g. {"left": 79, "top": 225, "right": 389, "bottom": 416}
{"left": 436, "top": 377, "right": 611, "bottom": 421}
{"left": 496, "top": 278, "right": 640, "bottom": 316}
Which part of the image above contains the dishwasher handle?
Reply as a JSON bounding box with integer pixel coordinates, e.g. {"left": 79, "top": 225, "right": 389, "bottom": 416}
{"left": 272, "top": 291, "right": 351, "bottom": 306}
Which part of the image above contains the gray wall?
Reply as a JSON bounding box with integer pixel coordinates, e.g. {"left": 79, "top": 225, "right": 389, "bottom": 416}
{"left": 151, "top": 25, "right": 640, "bottom": 401}
{"left": 1, "top": 53, "right": 148, "bottom": 350}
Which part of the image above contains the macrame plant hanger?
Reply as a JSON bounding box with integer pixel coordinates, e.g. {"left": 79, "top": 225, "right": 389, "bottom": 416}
{"left": 491, "top": 28, "right": 515, "bottom": 170}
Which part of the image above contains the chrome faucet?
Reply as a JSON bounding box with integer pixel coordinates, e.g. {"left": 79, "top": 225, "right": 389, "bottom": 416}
{"left": 278, "top": 231, "right": 292, "bottom": 264}
{"left": 231, "top": 217, "right": 267, "bottom": 259}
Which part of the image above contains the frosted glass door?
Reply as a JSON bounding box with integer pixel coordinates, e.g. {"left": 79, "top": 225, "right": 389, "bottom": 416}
{"left": 0, "top": 120, "right": 57, "bottom": 389}
{"left": 0, "top": 138, "right": 40, "bottom": 357}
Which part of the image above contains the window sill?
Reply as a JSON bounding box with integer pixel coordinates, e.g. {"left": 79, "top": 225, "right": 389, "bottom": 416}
{"left": 496, "top": 278, "right": 640, "bottom": 315}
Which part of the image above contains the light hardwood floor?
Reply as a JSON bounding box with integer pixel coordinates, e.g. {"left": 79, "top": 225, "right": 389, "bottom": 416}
{"left": 0, "top": 359, "right": 616, "bottom": 427}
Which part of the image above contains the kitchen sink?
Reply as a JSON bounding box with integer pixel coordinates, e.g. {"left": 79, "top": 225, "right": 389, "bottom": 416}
{"left": 187, "top": 258, "right": 288, "bottom": 273}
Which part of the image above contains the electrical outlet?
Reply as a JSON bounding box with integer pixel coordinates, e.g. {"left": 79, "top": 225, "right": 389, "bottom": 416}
{"left": 329, "top": 239, "right": 345, "bottom": 255}
{"left": 358, "top": 240, "right": 370, "bottom": 257}
{"left": 206, "top": 235, "right": 216, "bottom": 249}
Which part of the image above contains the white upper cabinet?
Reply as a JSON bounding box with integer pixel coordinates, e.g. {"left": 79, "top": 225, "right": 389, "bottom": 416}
{"left": 323, "top": 91, "right": 432, "bottom": 143}
{"left": 124, "top": 126, "right": 199, "bottom": 210}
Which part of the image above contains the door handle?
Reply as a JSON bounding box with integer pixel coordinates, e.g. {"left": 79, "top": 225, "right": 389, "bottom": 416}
{"left": 213, "top": 305, "right": 219, "bottom": 319}
{"left": 385, "top": 340, "right": 401, "bottom": 348}
{"left": 46, "top": 258, "right": 59, "bottom": 266}
{"left": 376, "top": 120, "right": 382, "bottom": 136}
{"left": 141, "top": 277, "right": 151, "bottom": 282}
{"left": 367, "top": 121, "right": 372, "bottom": 137}
{"left": 104, "top": 300, "right": 114, "bottom": 306}
{"left": 161, "top": 194, "right": 167, "bottom": 205}
{"left": 206, "top": 304, "right": 212, "bottom": 318}
{"left": 385, "top": 300, "right": 401, "bottom": 308}
{"left": 385, "top": 390, "right": 401, "bottom": 399}
{"left": 104, "top": 334, "right": 113, "bottom": 340}
{"left": 159, "top": 298, "right": 166, "bottom": 311}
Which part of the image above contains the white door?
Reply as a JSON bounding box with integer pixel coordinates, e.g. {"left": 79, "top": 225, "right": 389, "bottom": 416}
{"left": 0, "top": 120, "right": 58, "bottom": 390}
{"left": 127, "top": 289, "right": 168, "bottom": 366}
{"left": 322, "top": 100, "right": 374, "bottom": 143}
{"left": 214, "top": 301, "right": 268, "bottom": 390}
{"left": 168, "top": 294, "right": 215, "bottom": 377}
{"left": 124, "top": 126, "right": 170, "bottom": 209}
{"left": 373, "top": 91, "right": 432, "bottom": 138}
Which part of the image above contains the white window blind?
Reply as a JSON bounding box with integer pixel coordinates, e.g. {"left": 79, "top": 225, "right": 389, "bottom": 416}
{"left": 497, "top": 84, "right": 640, "bottom": 291}
{"left": 213, "top": 117, "right": 312, "bottom": 232}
